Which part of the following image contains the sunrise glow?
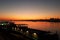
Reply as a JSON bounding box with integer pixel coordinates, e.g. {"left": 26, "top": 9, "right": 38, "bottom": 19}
{"left": 0, "top": 0, "right": 60, "bottom": 20}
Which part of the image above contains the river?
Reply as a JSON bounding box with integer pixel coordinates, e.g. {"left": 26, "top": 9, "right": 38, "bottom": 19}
{"left": 12, "top": 21, "right": 60, "bottom": 33}
{"left": 12, "top": 21, "right": 60, "bottom": 39}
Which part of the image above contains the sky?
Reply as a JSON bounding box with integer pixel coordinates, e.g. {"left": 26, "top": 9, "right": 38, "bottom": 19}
{"left": 0, "top": 0, "right": 60, "bottom": 20}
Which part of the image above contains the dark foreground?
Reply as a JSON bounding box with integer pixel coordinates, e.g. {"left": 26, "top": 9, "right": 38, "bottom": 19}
{"left": 0, "top": 29, "right": 59, "bottom": 40}
{"left": 0, "top": 31, "right": 24, "bottom": 40}
{"left": 0, "top": 29, "right": 34, "bottom": 40}
{"left": 0, "top": 21, "right": 59, "bottom": 40}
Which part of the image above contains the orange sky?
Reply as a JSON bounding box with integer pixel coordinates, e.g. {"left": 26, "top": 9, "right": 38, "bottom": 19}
{"left": 0, "top": 0, "right": 60, "bottom": 20}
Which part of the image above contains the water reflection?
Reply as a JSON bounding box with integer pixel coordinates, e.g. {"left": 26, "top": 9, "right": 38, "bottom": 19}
{"left": 12, "top": 21, "right": 60, "bottom": 33}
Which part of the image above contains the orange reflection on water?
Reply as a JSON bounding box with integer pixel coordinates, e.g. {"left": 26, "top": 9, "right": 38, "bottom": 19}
{"left": 13, "top": 21, "right": 60, "bottom": 33}
{"left": 13, "top": 21, "right": 51, "bottom": 31}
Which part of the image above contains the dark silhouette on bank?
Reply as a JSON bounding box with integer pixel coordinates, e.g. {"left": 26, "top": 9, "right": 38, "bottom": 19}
{"left": 0, "top": 21, "right": 59, "bottom": 40}
{"left": 7, "top": 18, "right": 60, "bottom": 22}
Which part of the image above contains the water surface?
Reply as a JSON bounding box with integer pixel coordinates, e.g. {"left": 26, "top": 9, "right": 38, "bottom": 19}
{"left": 12, "top": 21, "right": 60, "bottom": 33}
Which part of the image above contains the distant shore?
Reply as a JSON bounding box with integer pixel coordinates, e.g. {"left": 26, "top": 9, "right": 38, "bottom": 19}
{"left": 0, "top": 18, "right": 60, "bottom": 22}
